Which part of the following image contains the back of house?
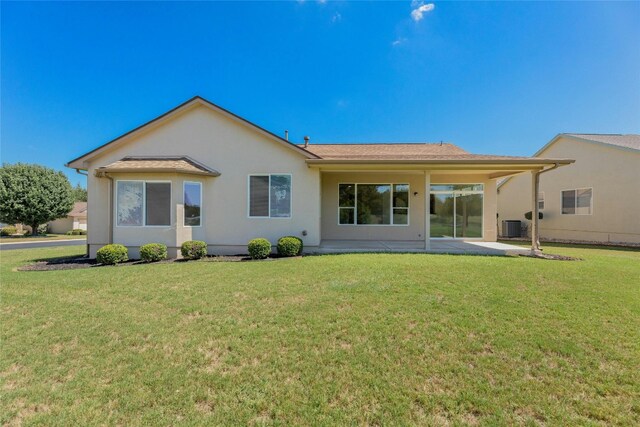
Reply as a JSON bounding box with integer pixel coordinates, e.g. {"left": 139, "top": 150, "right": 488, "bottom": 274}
{"left": 497, "top": 134, "right": 640, "bottom": 244}
{"left": 67, "top": 96, "right": 572, "bottom": 258}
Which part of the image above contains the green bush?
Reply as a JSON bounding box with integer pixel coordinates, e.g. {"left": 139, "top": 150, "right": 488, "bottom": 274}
{"left": 0, "top": 226, "right": 17, "bottom": 236}
{"left": 96, "top": 244, "right": 128, "bottom": 265}
{"left": 277, "top": 236, "right": 303, "bottom": 257}
{"left": 524, "top": 211, "right": 543, "bottom": 220}
{"left": 70, "top": 229, "right": 86, "bottom": 235}
{"left": 248, "top": 238, "right": 272, "bottom": 259}
{"left": 37, "top": 224, "right": 49, "bottom": 235}
{"left": 140, "top": 243, "right": 168, "bottom": 263}
{"left": 181, "top": 240, "right": 207, "bottom": 260}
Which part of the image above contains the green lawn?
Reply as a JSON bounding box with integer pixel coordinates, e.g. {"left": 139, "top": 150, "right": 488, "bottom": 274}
{"left": 1, "top": 245, "right": 639, "bottom": 425}
{"left": 0, "top": 234, "right": 86, "bottom": 243}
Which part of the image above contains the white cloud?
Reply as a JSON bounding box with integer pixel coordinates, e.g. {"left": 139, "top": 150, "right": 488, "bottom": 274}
{"left": 332, "top": 12, "right": 342, "bottom": 23}
{"left": 411, "top": 2, "right": 434, "bottom": 22}
{"left": 392, "top": 37, "right": 407, "bottom": 47}
{"left": 318, "top": 0, "right": 327, "bottom": 3}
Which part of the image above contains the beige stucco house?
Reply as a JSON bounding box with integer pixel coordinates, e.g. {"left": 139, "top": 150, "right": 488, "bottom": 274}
{"left": 66, "top": 96, "right": 572, "bottom": 258}
{"left": 498, "top": 134, "right": 640, "bottom": 244}
{"left": 47, "top": 202, "right": 87, "bottom": 234}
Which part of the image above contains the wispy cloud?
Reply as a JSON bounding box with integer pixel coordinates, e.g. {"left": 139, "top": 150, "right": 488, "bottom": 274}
{"left": 317, "top": 0, "right": 327, "bottom": 4}
{"left": 332, "top": 12, "right": 342, "bottom": 23}
{"left": 410, "top": 1, "right": 435, "bottom": 22}
{"left": 392, "top": 37, "right": 407, "bottom": 47}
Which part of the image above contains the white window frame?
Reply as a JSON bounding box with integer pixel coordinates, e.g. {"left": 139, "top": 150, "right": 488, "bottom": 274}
{"left": 561, "top": 187, "right": 593, "bottom": 216}
{"left": 247, "top": 174, "right": 292, "bottom": 219}
{"left": 429, "top": 183, "right": 484, "bottom": 240}
{"left": 115, "top": 180, "right": 172, "bottom": 227}
{"left": 337, "top": 183, "right": 410, "bottom": 226}
{"left": 538, "top": 192, "right": 545, "bottom": 210}
{"left": 183, "top": 181, "right": 203, "bottom": 227}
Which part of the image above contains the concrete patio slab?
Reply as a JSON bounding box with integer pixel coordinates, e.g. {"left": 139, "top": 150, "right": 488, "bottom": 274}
{"left": 316, "top": 239, "right": 529, "bottom": 256}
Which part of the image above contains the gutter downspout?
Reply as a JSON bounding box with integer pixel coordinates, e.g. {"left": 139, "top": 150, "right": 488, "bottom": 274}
{"left": 531, "top": 162, "right": 560, "bottom": 254}
{"left": 104, "top": 173, "right": 114, "bottom": 245}
{"left": 75, "top": 168, "right": 89, "bottom": 255}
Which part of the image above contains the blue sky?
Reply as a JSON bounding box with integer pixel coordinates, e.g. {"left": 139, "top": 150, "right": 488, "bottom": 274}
{"left": 2, "top": 1, "right": 639, "bottom": 186}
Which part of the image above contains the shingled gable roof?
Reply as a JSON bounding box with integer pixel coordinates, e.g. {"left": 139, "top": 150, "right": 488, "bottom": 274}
{"left": 66, "top": 96, "right": 319, "bottom": 169}
{"left": 301, "top": 142, "right": 572, "bottom": 165}
{"left": 96, "top": 156, "right": 220, "bottom": 176}
{"left": 548, "top": 133, "right": 640, "bottom": 153}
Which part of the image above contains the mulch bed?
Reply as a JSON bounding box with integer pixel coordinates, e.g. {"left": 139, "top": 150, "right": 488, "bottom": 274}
{"left": 519, "top": 252, "right": 582, "bottom": 261}
{"left": 17, "top": 254, "right": 299, "bottom": 272}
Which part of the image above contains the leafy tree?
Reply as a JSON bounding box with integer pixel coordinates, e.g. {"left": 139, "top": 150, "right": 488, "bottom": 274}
{"left": 72, "top": 183, "right": 88, "bottom": 202}
{"left": 0, "top": 163, "right": 74, "bottom": 235}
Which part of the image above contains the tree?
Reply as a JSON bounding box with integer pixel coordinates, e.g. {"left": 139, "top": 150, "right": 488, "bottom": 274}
{"left": 72, "top": 183, "right": 88, "bottom": 202}
{"left": 0, "top": 163, "right": 74, "bottom": 235}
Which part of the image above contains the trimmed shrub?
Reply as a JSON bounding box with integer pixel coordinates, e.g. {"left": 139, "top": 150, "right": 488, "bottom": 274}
{"left": 140, "top": 243, "right": 168, "bottom": 263}
{"left": 248, "top": 238, "right": 271, "bottom": 259}
{"left": 96, "top": 244, "right": 128, "bottom": 265}
{"left": 37, "top": 224, "right": 49, "bottom": 235}
{"left": 1, "top": 226, "right": 17, "bottom": 236}
{"left": 524, "top": 211, "right": 543, "bottom": 220}
{"left": 181, "top": 240, "right": 207, "bottom": 260}
{"left": 70, "top": 229, "right": 86, "bottom": 235}
{"left": 277, "top": 236, "right": 303, "bottom": 257}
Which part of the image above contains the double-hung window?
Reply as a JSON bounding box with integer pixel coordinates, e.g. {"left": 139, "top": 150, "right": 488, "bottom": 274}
{"left": 249, "top": 174, "right": 291, "bottom": 218}
{"left": 117, "top": 181, "right": 171, "bottom": 226}
{"left": 562, "top": 188, "right": 592, "bottom": 215}
{"left": 184, "top": 182, "right": 202, "bottom": 226}
{"left": 538, "top": 192, "right": 545, "bottom": 210}
{"left": 338, "top": 183, "right": 409, "bottom": 225}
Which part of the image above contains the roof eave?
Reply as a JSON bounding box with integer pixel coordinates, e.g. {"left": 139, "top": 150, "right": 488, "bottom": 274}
{"left": 96, "top": 167, "right": 220, "bottom": 177}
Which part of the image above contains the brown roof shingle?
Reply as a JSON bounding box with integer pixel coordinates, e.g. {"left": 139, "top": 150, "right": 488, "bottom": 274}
{"left": 564, "top": 134, "right": 640, "bottom": 151}
{"left": 299, "top": 143, "right": 550, "bottom": 162}
{"left": 97, "top": 157, "right": 220, "bottom": 176}
{"left": 69, "top": 202, "right": 87, "bottom": 217}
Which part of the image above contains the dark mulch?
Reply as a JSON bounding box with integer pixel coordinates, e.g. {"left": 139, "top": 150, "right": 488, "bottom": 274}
{"left": 519, "top": 252, "right": 582, "bottom": 261}
{"left": 18, "top": 254, "right": 300, "bottom": 271}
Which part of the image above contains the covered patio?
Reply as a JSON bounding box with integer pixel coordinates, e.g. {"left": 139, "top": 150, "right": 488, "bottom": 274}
{"left": 316, "top": 239, "right": 529, "bottom": 255}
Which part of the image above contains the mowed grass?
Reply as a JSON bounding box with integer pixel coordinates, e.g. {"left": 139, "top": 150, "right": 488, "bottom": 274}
{"left": 1, "top": 245, "right": 639, "bottom": 426}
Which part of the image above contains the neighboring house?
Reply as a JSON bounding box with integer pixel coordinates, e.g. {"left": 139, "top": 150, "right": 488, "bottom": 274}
{"left": 66, "top": 96, "right": 571, "bottom": 258}
{"left": 498, "top": 134, "right": 640, "bottom": 244}
{"left": 47, "top": 202, "right": 88, "bottom": 234}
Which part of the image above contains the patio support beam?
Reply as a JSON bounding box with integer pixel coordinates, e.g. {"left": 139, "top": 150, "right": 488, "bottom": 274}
{"left": 424, "top": 171, "right": 431, "bottom": 250}
{"left": 530, "top": 170, "right": 541, "bottom": 254}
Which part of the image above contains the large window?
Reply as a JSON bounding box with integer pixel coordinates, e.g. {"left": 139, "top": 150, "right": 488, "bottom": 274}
{"left": 249, "top": 174, "right": 291, "bottom": 218}
{"left": 562, "top": 188, "right": 592, "bottom": 215}
{"left": 430, "top": 184, "right": 483, "bottom": 238}
{"left": 538, "top": 192, "right": 545, "bottom": 210}
{"left": 184, "top": 182, "right": 202, "bottom": 226}
{"left": 338, "top": 183, "right": 409, "bottom": 225}
{"left": 117, "top": 181, "right": 171, "bottom": 226}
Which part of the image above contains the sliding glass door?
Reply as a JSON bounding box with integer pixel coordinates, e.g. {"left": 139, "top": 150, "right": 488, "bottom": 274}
{"left": 430, "top": 184, "right": 483, "bottom": 238}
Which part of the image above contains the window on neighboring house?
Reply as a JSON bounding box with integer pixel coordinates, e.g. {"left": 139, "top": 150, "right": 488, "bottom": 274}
{"left": 117, "top": 181, "right": 171, "bottom": 226}
{"left": 184, "top": 182, "right": 202, "bottom": 226}
{"left": 249, "top": 174, "right": 291, "bottom": 218}
{"left": 538, "top": 192, "right": 545, "bottom": 210}
{"left": 562, "top": 188, "right": 592, "bottom": 215}
{"left": 338, "top": 183, "right": 409, "bottom": 225}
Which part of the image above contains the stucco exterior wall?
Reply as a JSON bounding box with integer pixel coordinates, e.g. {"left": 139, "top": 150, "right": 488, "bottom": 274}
{"left": 497, "top": 137, "right": 640, "bottom": 244}
{"left": 321, "top": 172, "right": 428, "bottom": 241}
{"left": 48, "top": 217, "right": 74, "bottom": 234}
{"left": 86, "top": 104, "right": 320, "bottom": 258}
{"left": 320, "top": 172, "right": 498, "bottom": 242}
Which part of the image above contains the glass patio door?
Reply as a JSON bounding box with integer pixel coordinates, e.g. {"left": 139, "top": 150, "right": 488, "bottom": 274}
{"left": 430, "top": 184, "right": 483, "bottom": 238}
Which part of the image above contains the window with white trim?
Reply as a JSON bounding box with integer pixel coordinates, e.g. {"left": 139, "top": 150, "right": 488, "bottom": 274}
{"left": 117, "top": 181, "right": 171, "bottom": 226}
{"left": 184, "top": 182, "right": 202, "bottom": 226}
{"left": 562, "top": 188, "right": 592, "bottom": 215}
{"left": 338, "top": 183, "right": 409, "bottom": 225}
{"left": 249, "top": 174, "right": 291, "bottom": 218}
{"left": 538, "top": 192, "right": 545, "bottom": 210}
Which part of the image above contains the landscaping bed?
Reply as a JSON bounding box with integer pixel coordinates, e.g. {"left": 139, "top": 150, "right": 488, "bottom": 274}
{"left": 18, "top": 254, "right": 299, "bottom": 271}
